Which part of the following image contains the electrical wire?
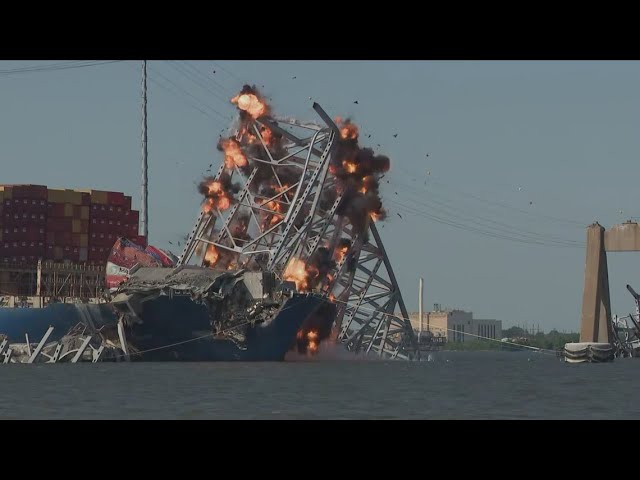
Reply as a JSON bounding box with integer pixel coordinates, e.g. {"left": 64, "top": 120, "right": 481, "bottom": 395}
{"left": 147, "top": 63, "right": 232, "bottom": 123}
{"left": 386, "top": 183, "right": 585, "bottom": 247}
{"left": 394, "top": 165, "right": 588, "bottom": 228}
{"left": 165, "top": 61, "right": 235, "bottom": 108}
{"left": 0, "top": 60, "right": 123, "bottom": 76}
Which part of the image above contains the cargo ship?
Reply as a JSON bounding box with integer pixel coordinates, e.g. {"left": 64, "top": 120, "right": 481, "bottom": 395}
{"left": 0, "top": 184, "right": 334, "bottom": 361}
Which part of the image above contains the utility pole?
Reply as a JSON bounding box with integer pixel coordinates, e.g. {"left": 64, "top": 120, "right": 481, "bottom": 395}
{"left": 418, "top": 277, "right": 424, "bottom": 342}
{"left": 140, "top": 60, "right": 148, "bottom": 241}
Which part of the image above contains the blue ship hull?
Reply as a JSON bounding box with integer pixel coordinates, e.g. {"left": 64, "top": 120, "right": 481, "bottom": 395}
{"left": 0, "top": 293, "right": 335, "bottom": 362}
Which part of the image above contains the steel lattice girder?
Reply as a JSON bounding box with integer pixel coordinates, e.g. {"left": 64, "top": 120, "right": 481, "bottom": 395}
{"left": 178, "top": 103, "right": 418, "bottom": 359}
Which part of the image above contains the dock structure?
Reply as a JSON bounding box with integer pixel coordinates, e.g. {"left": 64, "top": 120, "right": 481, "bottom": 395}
{"left": 0, "top": 260, "right": 106, "bottom": 308}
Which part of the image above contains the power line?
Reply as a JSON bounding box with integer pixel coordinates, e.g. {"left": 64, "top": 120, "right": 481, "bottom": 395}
{"left": 124, "top": 62, "right": 227, "bottom": 128}
{"left": 211, "top": 61, "right": 246, "bottom": 84}
{"left": 147, "top": 64, "right": 232, "bottom": 123}
{"left": 180, "top": 61, "right": 235, "bottom": 95}
{"left": 394, "top": 165, "right": 588, "bottom": 228}
{"left": 165, "top": 61, "right": 234, "bottom": 109}
{"left": 386, "top": 197, "right": 583, "bottom": 248}
{"left": 144, "top": 63, "right": 231, "bottom": 126}
{"left": 0, "top": 60, "right": 123, "bottom": 76}
{"left": 388, "top": 179, "right": 584, "bottom": 247}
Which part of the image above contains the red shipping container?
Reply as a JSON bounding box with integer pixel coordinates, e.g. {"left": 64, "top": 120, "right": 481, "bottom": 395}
{"left": 123, "top": 196, "right": 132, "bottom": 210}
{"left": 46, "top": 217, "right": 72, "bottom": 233}
{"left": 5, "top": 211, "right": 46, "bottom": 226}
{"left": 59, "top": 231, "right": 73, "bottom": 245}
{"left": 47, "top": 203, "right": 64, "bottom": 217}
{"left": 106, "top": 191, "right": 125, "bottom": 206}
{"left": 13, "top": 198, "right": 47, "bottom": 214}
{"left": 12, "top": 185, "right": 47, "bottom": 200}
{"left": 126, "top": 210, "right": 140, "bottom": 224}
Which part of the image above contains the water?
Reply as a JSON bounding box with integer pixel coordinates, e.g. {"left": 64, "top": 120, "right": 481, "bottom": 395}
{"left": 1, "top": 350, "right": 639, "bottom": 419}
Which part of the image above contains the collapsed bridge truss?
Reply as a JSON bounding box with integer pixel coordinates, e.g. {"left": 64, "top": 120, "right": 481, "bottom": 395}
{"left": 178, "top": 102, "right": 417, "bottom": 359}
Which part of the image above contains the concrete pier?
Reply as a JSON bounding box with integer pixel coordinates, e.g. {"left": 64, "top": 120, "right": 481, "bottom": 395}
{"left": 580, "top": 221, "right": 640, "bottom": 343}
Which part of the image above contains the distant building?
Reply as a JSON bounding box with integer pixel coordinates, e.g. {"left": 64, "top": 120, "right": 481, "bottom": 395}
{"left": 409, "top": 304, "right": 502, "bottom": 343}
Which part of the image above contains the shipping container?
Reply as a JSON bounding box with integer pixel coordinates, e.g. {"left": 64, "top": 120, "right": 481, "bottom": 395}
{"left": 0, "top": 186, "right": 12, "bottom": 200}
{"left": 3, "top": 185, "right": 136, "bottom": 265}
{"left": 77, "top": 189, "right": 109, "bottom": 205}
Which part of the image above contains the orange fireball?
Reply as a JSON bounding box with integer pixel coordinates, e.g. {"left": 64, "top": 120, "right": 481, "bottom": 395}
{"left": 231, "top": 92, "right": 268, "bottom": 119}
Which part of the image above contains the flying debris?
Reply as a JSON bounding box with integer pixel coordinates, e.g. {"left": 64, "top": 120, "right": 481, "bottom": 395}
{"left": 426, "top": 153, "right": 429, "bottom": 157}
{"left": 397, "top": 213, "right": 403, "bottom": 219}
{"left": 393, "top": 134, "right": 398, "bottom": 138}
{"left": 353, "top": 100, "right": 359, "bottom": 104}
{"left": 213, "top": 70, "right": 216, "bottom": 74}
{"left": 529, "top": 201, "right": 533, "bottom": 205}
{"left": 101, "top": 84, "right": 417, "bottom": 361}
{"left": 292, "top": 76, "right": 297, "bottom": 79}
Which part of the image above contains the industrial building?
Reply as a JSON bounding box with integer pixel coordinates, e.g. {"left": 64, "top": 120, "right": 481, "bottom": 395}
{"left": 409, "top": 304, "right": 502, "bottom": 343}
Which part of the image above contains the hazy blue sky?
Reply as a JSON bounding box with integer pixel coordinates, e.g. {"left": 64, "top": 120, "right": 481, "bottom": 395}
{"left": 1, "top": 60, "right": 639, "bottom": 332}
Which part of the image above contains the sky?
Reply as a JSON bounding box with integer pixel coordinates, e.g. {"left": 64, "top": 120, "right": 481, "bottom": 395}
{"left": 1, "top": 60, "right": 639, "bottom": 332}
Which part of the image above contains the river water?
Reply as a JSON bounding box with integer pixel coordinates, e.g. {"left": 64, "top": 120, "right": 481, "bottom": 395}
{"left": 0, "top": 350, "right": 638, "bottom": 419}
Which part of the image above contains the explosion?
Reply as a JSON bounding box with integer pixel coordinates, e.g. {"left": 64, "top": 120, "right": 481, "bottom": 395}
{"left": 336, "top": 117, "right": 359, "bottom": 140}
{"left": 328, "top": 117, "right": 390, "bottom": 233}
{"left": 218, "top": 138, "right": 248, "bottom": 169}
{"left": 198, "top": 174, "right": 239, "bottom": 214}
{"left": 284, "top": 257, "right": 309, "bottom": 291}
{"left": 333, "top": 239, "right": 352, "bottom": 263}
{"left": 290, "top": 303, "right": 336, "bottom": 357}
{"left": 231, "top": 85, "right": 269, "bottom": 119}
{"left": 283, "top": 248, "right": 336, "bottom": 292}
{"left": 204, "top": 244, "right": 219, "bottom": 267}
{"left": 197, "top": 85, "right": 393, "bottom": 288}
{"left": 307, "top": 330, "right": 319, "bottom": 354}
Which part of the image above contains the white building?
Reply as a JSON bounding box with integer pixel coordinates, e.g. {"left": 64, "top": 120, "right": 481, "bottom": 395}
{"left": 409, "top": 304, "right": 502, "bottom": 343}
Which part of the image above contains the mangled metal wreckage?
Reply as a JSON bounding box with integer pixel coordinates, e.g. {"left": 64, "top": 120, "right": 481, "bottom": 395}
{"left": 110, "top": 266, "right": 336, "bottom": 361}
{"left": 106, "top": 85, "right": 418, "bottom": 362}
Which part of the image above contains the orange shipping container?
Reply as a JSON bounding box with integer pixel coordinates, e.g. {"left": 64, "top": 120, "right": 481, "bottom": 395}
{"left": 77, "top": 189, "right": 109, "bottom": 204}
{"left": 72, "top": 219, "right": 82, "bottom": 234}
{"left": 0, "top": 186, "right": 13, "bottom": 200}
{"left": 64, "top": 203, "right": 74, "bottom": 217}
{"left": 47, "top": 188, "right": 65, "bottom": 204}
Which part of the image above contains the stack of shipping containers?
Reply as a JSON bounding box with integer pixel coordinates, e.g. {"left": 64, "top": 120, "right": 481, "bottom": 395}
{"left": 1, "top": 185, "right": 48, "bottom": 262}
{"left": 0, "top": 184, "right": 143, "bottom": 265}
{"left": 46, "top": 188, "right": 90, "bottom": 263}
{"left": 86, "top": 189, "right": 144, "bottom": 263}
